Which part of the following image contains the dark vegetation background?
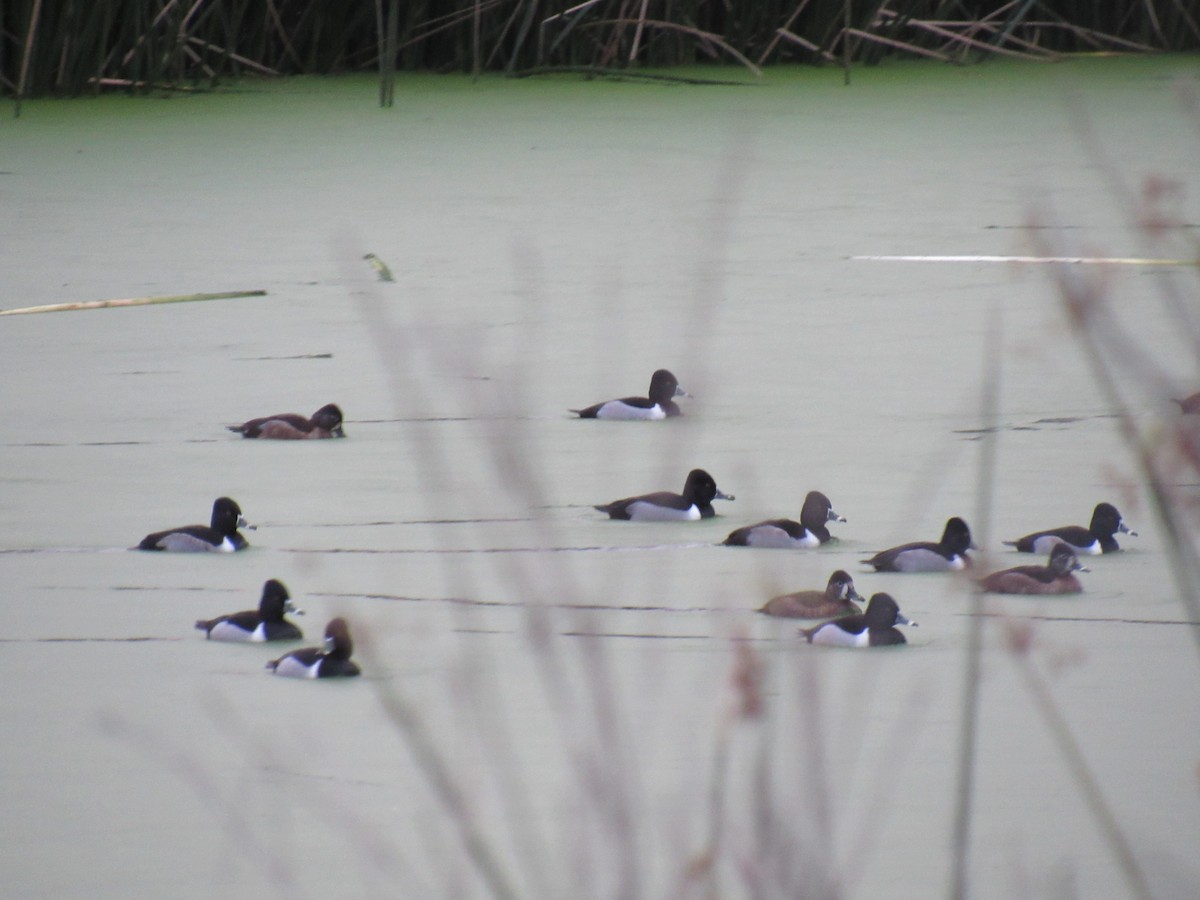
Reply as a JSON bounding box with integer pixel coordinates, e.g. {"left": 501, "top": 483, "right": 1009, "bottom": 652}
{"left": 4, "top": 1, "right": 1199, "bottom": 99}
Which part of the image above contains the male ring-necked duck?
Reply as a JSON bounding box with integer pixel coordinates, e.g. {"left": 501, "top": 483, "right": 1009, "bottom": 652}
{"left": 759, "top": 570, "right": 862, "bottom": 619}
{"left": 862, "top": 516, "right": 975, "bottom": 572}
{"left": 1004, "top": 502, "right": 1136, "bottom": 555}
{"left": 723, "top": 490, "right": 844, "bottom": 548}
{"left": 137, "top": 497, "right": 252, "bottom": 552}
{"left": 195, "top": 579, "right": 304, "bottom": 642}
{"left": 572, "top": 369, "right": 689, "bottom": 420}
{"left": 266, "top": 617, "right": 361, "bottom": 679}
{"left": 801, "top": 593, "right": 916, "bottom": 647}
{"left": 228, "top": 403, "right": 345, "bottom": 439}
{"left": 595, "top": 468, "right": 734, "bottom": 521}
{"left": 980, "top": 543, "right": 1087, "bottom": 595}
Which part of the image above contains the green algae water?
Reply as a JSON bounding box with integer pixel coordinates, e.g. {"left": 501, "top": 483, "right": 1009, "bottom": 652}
{"left": 2, "top": 57, "right": 1199, "bottom": 897}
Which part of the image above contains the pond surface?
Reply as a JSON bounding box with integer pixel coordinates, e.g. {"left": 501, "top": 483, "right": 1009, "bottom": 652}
{"left": 2, "top": 57, "right": 1199, "bottom": 898}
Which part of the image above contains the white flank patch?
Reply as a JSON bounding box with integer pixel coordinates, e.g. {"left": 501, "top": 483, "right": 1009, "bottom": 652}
{"left": 627, "top": 501, "right": 700, "bottom": 522}
{"left": 208, "top": 621, "right": 264, "bottom": 643}
{"left": 811, "top": 624, "right": 868, "bottom": 648}
{"left": 271, "top": 656, "right": 320, "bottom": 679}
{"left": 747, "top": 526, "right": 817, "bottom": 549}
{"left": 1032, "top": 535, "right": 1099, "bottom": 556}
{"left": 596, "top": 402, "right": 666, "bottom": 421}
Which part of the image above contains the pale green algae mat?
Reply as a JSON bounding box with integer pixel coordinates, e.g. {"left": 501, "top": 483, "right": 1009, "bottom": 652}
{"left": 2, "top": 57, "right": 1199, "bottom": 897}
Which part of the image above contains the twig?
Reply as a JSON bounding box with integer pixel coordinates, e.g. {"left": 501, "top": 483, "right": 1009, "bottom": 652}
{"left": 14, "top": 0, "right": 45, "bottom": 118}
{"left": 511, "top": 66, "right": 754, "bottom": 86}
{"left": 186, "top": 38, "right": 280, "bottom": 76}
{"left": 772, "top": 28, "right": 839, "bottom": 64}
{"left": 845, "top": 27, "right": 956, "bottom": 63}
{"left": 757, "top": 0, "right": 815, "bottom": 65}
{"left": 0, "top": 290, "right": 266, "bottom": 317}
{"left": 905, "top": 18, "right": 1050, "bottom": 60}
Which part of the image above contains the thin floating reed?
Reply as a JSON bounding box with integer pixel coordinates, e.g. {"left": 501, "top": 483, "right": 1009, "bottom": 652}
{"left": 0, "top": 289, "right": 267, "bottom": 317}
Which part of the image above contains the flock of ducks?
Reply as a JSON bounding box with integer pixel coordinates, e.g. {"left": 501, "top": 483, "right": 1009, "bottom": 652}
{"left": 135, "top": 371, "right": 1142, "bottom": 662}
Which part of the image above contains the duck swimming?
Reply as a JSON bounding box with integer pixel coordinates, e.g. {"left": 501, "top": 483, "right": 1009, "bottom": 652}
{"left": 137, "top": 497, "right": 252, "bottom": 552}
{"left": 801, "top": 593, "right": 915, "bottom": 647}
{"left": 572, "top": 369, "right": 689, "bottom": 420}
{"left": 862, "top": 517, "right": 975, "bottom": 572}
{"left": 595, "top": 468, "right": 734, "bottom": 521}
{"left": 723, "top": 490, "right": 845, "bottom": 548}
{"left": 980, "top": 543, "right": 1087, "bottom": 595}
{"left": 759, "top": 570, "right": 862, "bottom": 618}
{"left": 1004, "top": 502, "right": 1136, "bottom": 555}
{"left": 228, "top": 403, "right": 345, "bottom": 439}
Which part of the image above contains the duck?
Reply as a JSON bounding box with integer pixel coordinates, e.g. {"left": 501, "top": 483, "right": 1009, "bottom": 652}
{"left": 1004, "top": 502, "right": 1136, "bottom": 555}
{"left": 723, "top": 490, "right": 845, "bottom": 548}
{"left": 195, "top": 579, "right": 304, "bottom": 642}
{"left": 759, "top": 570, "right": 862, "bottom": 618}
{"left": 228, "top": 403, "right": 345, "bottom": 439}
{"left": 571, "top": 369, "right": 689, "bottom": 420}
{"left": 801, "top": 593, "right": 915, "bottom": 647}
{"left": 980, "top": 543, "right": 1087, "bottom": 595}
{"left": 266, "top": 617, "right": 361, "bottom": 679}
{"left": 137, "top": 497, "right": 252, "bottom": 552}
{"left": 862, "top": 516, "right": 975, "bottom": 572}
{"left": 595, "top": 468, "right": 734, "bottom": 521}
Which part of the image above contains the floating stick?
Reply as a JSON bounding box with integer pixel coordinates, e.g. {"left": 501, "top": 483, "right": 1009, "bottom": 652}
{"left": 852, "top": 255, "right": 1199, "bottom": 266}
{"left": 0, "top": 290, "right": 266, "bottom": 317}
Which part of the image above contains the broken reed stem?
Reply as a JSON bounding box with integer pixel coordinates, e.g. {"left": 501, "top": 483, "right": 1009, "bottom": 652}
{"left": 0, "top": 289, "right": 267, "bottom": 317}
{"left": 1014, "top": 653, "right": 1153, "bottom": 899}
{"left": 14, "top": 0, "right": 45, "bottom": 118}
{"left": 950, "top": 303, "right": 1004, "bottom": 900}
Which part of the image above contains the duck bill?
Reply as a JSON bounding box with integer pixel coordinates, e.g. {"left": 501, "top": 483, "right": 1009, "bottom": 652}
{"left": 828, "top": 509, "right": 847, "bottom": 523}
{"left": 285, "top": 601, "right": 306, "bottom": 616}
{"left": 715, "top": 489, "right": 735, "bottom": 501}
{"left": 896, "top": 614, "right": 917, "bottom": 627}
{"left": 1119, "top": 523, "right": 1137, "bottom": 536}
{"left": 674, "top": 385, "right": 692, "bottom": 399}
{"left": 238, "top": 515, "right": 257, "bottom": 532}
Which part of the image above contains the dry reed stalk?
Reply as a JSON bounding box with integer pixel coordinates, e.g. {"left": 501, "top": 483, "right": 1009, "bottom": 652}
{"left": 14, "top": 0, "right": 45, "bottom": 118}
{"left": 756, "top": 0, "right": 815, "bottom": 64}
{"left": 949, "top": 304, "right": 1004, "bottom": 900}
{"left": 588, "top": 18, "right": 764, "bottom": 77}
{"left": 845, "top": 27, "right": 955, "bottom": 62}
{"left": 0, "top": 289, "right": 266, "bottom": 317}
{"left": 186, "top": 38, "right": 280, "bottom": 76}
{"left": 772, "top": 28, "right": 838, "bottom": 63}
{"left": 905, "top": 17, "right": 1050, "bottom": 60}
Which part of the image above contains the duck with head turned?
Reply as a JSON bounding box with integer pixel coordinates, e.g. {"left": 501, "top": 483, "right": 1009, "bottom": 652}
{"left": 266, "top": 618, "right": 361, "bottom": 679}
{"left": 723, "top": 490, "right": 845, "bottom": 548}
{"left": 572, "top": 369, "right": 690, "bottom": 420}
{"left": 228, "top": 403, "right": 345, "bottom": 439}
{"left": 759, "top": 570, "right": 863, "bottom": 619}
{"left": 862, "top": 517, "right": 975, "bottom": 572}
